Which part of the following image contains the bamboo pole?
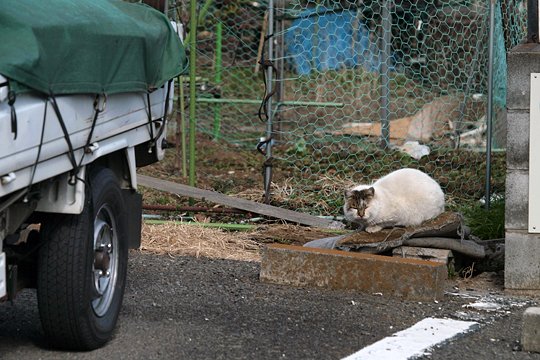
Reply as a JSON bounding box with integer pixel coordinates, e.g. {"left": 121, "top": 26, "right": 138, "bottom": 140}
{"left": 255, "top": 12, "right": 269, "bottom": 74}
{"left": 213, "top": 20, "right": 223, "bottom": 141}
{"left": 180, "top": 76, "right": 187, "bottom": 177}
{"left": 189, "top": 0, "right": 197, "bottom": 189}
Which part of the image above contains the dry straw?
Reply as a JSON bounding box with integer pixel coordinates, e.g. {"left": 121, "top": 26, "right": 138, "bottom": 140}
{"left": 140, "top": 222, "right": 262, "bottom": 262}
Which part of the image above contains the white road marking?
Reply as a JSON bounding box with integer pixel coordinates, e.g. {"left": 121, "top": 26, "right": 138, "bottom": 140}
{"left": 341, "top": 317, "right": 478, "bottom": 360}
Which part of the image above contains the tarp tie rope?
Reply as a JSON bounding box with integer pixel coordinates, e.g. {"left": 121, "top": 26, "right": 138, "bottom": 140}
{"left": 257, "top": 34, "right": 277, "bottom": 124}
{"left": 49, "top": 93, "right": 79, "bottom": 184}
{"left": 256, "top": 137, "right": 272, "bottom": 156}
{"left": 149, "top": 80, "right": 172, "bottom": 149}
{"left": 74, "top": 93, "right": 106, "bottom": 173}
{"left": 24, "top": 98, "right": 48, "bottom": 202}
{"left": 84, "top": 94, "right": 105, "bottom": 154}
{"left": 8, "top": 90, "right": 17, "bottom": 139}
{"left": 145, "top": 92, "right": 155, "bottom": 153}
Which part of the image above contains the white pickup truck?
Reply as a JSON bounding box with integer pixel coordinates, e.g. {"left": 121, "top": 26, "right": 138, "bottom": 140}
{"left": 0, "top": 0, "right": 186, "bottom": 351}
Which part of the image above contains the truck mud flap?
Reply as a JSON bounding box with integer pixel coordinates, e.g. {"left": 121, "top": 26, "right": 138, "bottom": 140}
{"left": 122, "top": 189, "right": 142, "bottom": 249}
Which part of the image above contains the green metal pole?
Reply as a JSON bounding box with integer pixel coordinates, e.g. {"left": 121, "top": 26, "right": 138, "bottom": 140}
{"left": 144, "top": 219, "right": 256, "bottom": 231}
{"left": 213, "top": 20, "right": 223, "bottom": 141}
{"left": 196, "top": 98, "right": 345, "bottom": 107}
{"left": 189, "top": 0, "right": 197, "bottom": 188}
{"left": 184, "top": 0, "right": 213, "bottom": 44}
{"left": 180, "top": 76, "right": 187, "bottom": 177}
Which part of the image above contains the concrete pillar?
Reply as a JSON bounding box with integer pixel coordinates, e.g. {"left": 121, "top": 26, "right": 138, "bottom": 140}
{"left": 522, "top": 307, "right": 540, "bottom": 352}
{"left": 506, "top": 43, "right": 540, "bottom": 290}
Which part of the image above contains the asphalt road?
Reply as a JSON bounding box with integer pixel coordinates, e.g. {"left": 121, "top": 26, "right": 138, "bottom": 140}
{"left": 0, "top": 252, "right": 539, "bottom": 359}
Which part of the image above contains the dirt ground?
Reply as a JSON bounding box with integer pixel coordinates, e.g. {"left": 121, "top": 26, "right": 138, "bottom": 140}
{"left": 138, "top": 133, "right": 505, "bottom": 287}
{"left": 138, "top": 134, "right": 352, "bottom": 262}
{"left": 139, "top": 133, "right": 507, "bottom": 217}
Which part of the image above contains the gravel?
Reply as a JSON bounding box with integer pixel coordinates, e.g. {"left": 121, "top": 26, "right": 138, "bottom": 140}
{"left": 0, "top": 252, "right": 538, "bottom": 359}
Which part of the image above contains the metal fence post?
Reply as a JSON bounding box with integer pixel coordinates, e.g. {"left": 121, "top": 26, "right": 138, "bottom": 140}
{"left": 264, "top": 0, "right": 275, "bottom": 204}
{"left": 189, "top": 0, "right": 197, "bottom": 189}
{"left": 380, "top": 0, "right": 392, "bottom": 148}
{"left": 528, "top": 0, "right": 539, "bottom": 42}
{"left": 485, "top": 0, "right": 496, "bottom": 210}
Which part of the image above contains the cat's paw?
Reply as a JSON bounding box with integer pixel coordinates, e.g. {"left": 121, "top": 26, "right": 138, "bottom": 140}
{"left": 365, "top": 225, "right": 382, "bottom": 233}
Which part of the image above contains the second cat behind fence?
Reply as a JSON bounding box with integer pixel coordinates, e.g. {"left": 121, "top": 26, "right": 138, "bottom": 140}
{"left": 343, "top": 168, "right": 445, "bottom": 233}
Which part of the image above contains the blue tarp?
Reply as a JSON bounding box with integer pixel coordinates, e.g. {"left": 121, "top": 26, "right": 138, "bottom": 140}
{"left": 285, "top": 7, "right": 394, "bottom": 75}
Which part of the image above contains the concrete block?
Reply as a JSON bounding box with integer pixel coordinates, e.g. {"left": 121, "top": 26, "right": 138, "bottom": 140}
{"left": 260, "top": 244, "right": 447, "bottom": 301}
{"left": 493, "top": 106, "right": 507, "bottom": 150}
{"left": 392, "top": 246, "right": 453, "bottom": 270}
{"left": 504, "top": 230, "right": 540, "bottom": 289}
{"left": 506, "top": 110, "right": 529, "bottom": 170}
{"left": 507, "top": 43, "right": 540, "bottom": 110}
{"left": 505, "top": 170, "right": 529, "bottom": 230}
{"left": 522, "top": 307, "right": 540, "bottom": 352}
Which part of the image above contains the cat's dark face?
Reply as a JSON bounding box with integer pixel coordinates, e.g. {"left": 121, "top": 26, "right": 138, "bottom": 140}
{"left": 344, "top": 187, "right": 375, "bottom": 218}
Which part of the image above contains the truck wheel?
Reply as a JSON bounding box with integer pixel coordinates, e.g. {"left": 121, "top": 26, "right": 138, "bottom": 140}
{"left": 37, "top": 167, "right": 128, "bottom": 350}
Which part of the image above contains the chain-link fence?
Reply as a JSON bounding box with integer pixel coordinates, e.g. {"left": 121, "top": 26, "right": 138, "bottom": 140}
{"left": 167, "top": 0, "right": 526, "bottom": 218}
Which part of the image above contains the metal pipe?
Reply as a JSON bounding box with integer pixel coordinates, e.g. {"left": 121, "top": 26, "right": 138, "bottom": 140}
{"left": 175, "top": 80, "right": 182, "bottom": 172}
{"left": 264, "top": 0, "right": 275, "bottom": 204}
{"left": 180, "top": 76, "right": 187, "bottom": 177}
{"left": 527, "top": 0, "right": 539, "bottom": 43}
{"left": 276, "top": 0, "right": 286, "bottom": 138}
{"left": 196, "top": 98, "right": 344, "bottom": 107}
{"left": 142, "top": 204, "right": 247, "bottom": 214}
{"left": 485, "top": 0, "right": 496, "bottom": 210}
{"left": 380, "top": 0, "right": 392, "bottom": 148}
{"left": 184, "top": 0, "right": 213, "bottom": 44}
{"left": 143, "top": 219, "right": 256, "bottom": 231}
{"left": 189, "top": 0, "right": 197, "bottom": 189}
{"left": 213, "top": 20, "right": 223, "bottom": 141}
{"left": 280, "top": 5, "right": 359, "bottom": 20}
{"left": 174, "top": 3, "right": 184, "bottom": 176}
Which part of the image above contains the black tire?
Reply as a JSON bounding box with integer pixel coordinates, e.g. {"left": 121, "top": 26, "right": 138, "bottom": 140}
{"left": 37, "top": 167, "right": 129, "bottom": 350}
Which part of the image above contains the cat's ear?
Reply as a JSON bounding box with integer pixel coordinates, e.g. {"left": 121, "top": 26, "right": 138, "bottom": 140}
{"left": 344, "top": 189, "right": 353, "bottom": 198}
{"left": 367, "top": 187, "right": 375, "bottom": 197}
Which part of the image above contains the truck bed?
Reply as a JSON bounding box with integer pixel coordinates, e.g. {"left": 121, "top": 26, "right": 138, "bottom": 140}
{"left": 0, "top": 81, "right": 172, "bottom": 200}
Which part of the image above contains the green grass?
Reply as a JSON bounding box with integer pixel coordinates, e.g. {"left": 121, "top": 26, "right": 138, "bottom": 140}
{"left": 458, "top": 199, "right": 505, "bottom": 240}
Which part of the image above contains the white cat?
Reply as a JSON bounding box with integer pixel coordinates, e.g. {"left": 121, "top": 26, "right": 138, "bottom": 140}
{"left": 343, "top": 168, "right": 445, "bottom": 233}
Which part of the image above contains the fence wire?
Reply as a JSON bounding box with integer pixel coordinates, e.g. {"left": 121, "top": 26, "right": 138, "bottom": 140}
{"left": 169, "top": 0, "right": 526, "bottom": 218}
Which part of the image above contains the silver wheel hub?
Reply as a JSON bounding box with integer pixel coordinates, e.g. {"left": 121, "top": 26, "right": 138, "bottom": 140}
{"left": 92, "top": 205, "right": 118, "bottom": 317}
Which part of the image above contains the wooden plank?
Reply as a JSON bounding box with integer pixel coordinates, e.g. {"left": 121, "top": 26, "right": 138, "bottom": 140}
{"left": 137, "top": 175, "right": 338, "bottom": 228}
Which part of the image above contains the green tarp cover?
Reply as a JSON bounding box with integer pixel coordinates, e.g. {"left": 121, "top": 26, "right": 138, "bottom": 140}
{"left": 0, "top": 0, "right": 187, "bottom": 95}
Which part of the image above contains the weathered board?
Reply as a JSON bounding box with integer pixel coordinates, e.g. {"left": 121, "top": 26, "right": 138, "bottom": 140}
{"left": 137, "top": 175, "right": 340, "bottom": 229}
